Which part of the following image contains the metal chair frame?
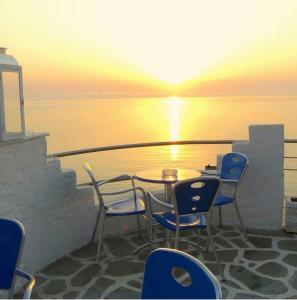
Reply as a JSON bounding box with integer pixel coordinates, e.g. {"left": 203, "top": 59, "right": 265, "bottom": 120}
{"left": 148, "top": 177, "right": 225, "bottom": 281}
{"left": 202, "top": 152, "right": 249, "bottom": 240}
{"left": 83, "top": 163, "right": 152, "bottom": 264}
{"left": 217, "top": 152, "right": 249, "bottom": 240}
{"left": 0, "top": 218, "right": 35, "bottom": 299}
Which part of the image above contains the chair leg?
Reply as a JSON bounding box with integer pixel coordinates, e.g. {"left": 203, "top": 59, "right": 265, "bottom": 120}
{"left": 219, "top": 206, "right": 223, "bottom": 226}
{"left": 175, "top": 228, "right": 180, "bottom": 250}
{"left": 91, "top": 209, "right": 102, "bottom": 243}
{"left": 165, "top": 229, "right": 171, "bottom": 248}
{"left": 207, "top": 226, "right": 225, "bottom": 281}
{"left": 95, "top": 214, "right": 105, "bottom": 265}
{"left": 233, "top": 201, "right": 248, "bottom": 240}
{"left": 136, "top": 214, "right": 142, "bottom": 239}
{"left": 197, "top": 228, "right": 201, "bottom": 255}
{"left": 205, "top": 208, "right": 213, "bottom": 252}
{"left": 146, "top": 214, "right": 153, "bottom": 252}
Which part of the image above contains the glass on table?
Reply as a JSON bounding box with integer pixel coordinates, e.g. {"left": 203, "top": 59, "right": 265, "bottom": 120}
{"left": 162, "top": 168, "right": 178, "bottom": 181}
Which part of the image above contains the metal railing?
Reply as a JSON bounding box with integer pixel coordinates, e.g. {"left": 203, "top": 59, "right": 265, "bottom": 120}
{"left": 47, "top": 139, "right": 297, "bottom": 184}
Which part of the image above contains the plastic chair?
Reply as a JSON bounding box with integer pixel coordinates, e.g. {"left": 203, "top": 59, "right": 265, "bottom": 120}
{"left": 0, "top": 218, "right": 35, "bottom": 299}
{"left": 149, "top": 177, "right": 225, "bottom": 280}
{"left": 141, "top": 248, "right": 222, "bottom": 299}
{"left": 204, "top": 152, "right": 249, "bottom": 240}
{"left": 83, "top": 163, "right": 152, "bottom": 264}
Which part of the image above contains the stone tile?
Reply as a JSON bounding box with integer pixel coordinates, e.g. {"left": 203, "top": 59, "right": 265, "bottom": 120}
{"left": 256, "top": 262, "right": 288, "bottom": 278}
{"left": 35, "top": 275, "right": 47, "bottom": 286}
{"left": 106, "top": 260, "right": 144, "bottom": 276}
{"left": 290, "top": 271, "right": 297, "bottom": 290}
{"left": 106, "top": 287, "right": 140, "bottom": 299}
{"left": 217, "top": 225, "right": 234, "bottom": 231}
{"left": 248, "top": 262, "right": 256, "bottom": 268}
{"left": 105, "top": 237, "right": 135, "bottom": 257}
{"left": 82, "top": 288, "right": 102, "bottom": 299}
{"left": 223, "top": 279, "right": 241, "bottom": 289}
{"left": 31, "top": 290, "right": 42, "bottom": 299}
{"left": 127, "top": 279, "right": 142, "bottom": 289}
{"left": 223, "top": 231, "right": 240, "bottom": 238}
{"left": 222, "top": 286, "right": 229, "bottom": 299}
{"left": 43, "top": 279, "right": 67, "bottom": 295}
{"left": 63, "top": 291, "right": 80, "bottom": 299}
{"left": 71, "top": 264, "right": 101, "bottom": 287}
{"left": 130, "top": 234, "right": 149, "bottom": 246}
{"left": 202, "top": 249, "right": 238, "bottom": 262}
{"left": 230, "top": 238, "right": 249, "bottom": 248}
{"left": 71, "top": 243, "right": 98, "bottom": 258}
{"left": 283, "top": 253, "right": 297, "bottom": 267}
{"left": 229, "top": 265, "right": 288, "bottom": 295}
{"left": 137, "top": 248, "right": 152, "bottom": 261}
{"left": 248, "top": 228, "right": 295, "bottom": 238}
{"left": 41, "top": 257, "right": 83, "bottom": 276}
{"left": 243, "top": 250, "right": 279, "bottom": 261}
{"left": 248, "top": 236, "right": 272, "bottom": 248}
{"left": 234, "top": 292, "right": 266, "bottom": 299}
{"left": 213, "top": 237, "right": 233, "bottom": 248}
{"left": 205, "top": 263, "right": 226, "bottom": 276}
{"left": 90, "top": 277, "right": 116, "bottom": 295}
{"left": 278, "top": 240, "right": 297, "bottom": 252}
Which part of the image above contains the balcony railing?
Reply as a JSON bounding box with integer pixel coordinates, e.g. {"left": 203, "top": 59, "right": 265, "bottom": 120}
{"left": 47, "top": 138, "right": 297, "bottom": 184}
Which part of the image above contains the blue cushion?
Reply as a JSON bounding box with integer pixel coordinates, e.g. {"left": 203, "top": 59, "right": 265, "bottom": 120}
{"left": 214, "top": 194, "right": 234, "bottom": 206}
{"left": 106, "top": 198, "right": 145, "bottom": 216}
{"left": 153, "top": 212, "right": 206, "bottom": 231}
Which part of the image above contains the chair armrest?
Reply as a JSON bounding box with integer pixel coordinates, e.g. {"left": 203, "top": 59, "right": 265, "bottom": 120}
{"left": 15, "top": 269, "right": 35, "bottom": 300}
{"left": 147, "top": 192, "right": 174, "bottom": 209}
{"left": 200, "top": 170, "right": 219, "bottom": 176}
{"left": 101, "top": 186, "right": 146, "bottom": 198}
{"left": 220, "top": 178, "right": 238, "bottom": 184}
{"left": 97, "top": 174, "right": 135, "bottom": 187}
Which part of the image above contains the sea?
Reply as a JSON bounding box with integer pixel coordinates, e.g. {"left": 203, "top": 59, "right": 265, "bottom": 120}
{"left": 25, "top": 96, "right": 297, "bottom": 195}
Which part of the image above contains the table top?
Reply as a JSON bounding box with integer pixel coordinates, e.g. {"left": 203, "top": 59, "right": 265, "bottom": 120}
{"left": 135, "top": 168, "right": 200, "bottom": 184}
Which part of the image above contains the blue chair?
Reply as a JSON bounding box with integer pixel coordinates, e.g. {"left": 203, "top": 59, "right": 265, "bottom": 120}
{"left": 0, "top": 218, "right": 35, "bottom": 299}
{"left": 149, "top": 177, "right": 225, "bottom": 280}
{"left": 204, "top": 152, "right": 249, "bottom": 240}
{"left": 141, "top": 248, "right": 222, "bottom": 299}
{"left": 83, "top": 163, "right": 152, "bottom": 264}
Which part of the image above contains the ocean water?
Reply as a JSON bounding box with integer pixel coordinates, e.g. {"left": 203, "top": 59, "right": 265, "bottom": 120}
{"left": 25, "top": 96, "right": 297, "bottom": 194}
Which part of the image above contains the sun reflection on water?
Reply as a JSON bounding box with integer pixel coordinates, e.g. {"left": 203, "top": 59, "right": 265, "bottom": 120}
{"left": 169, "top": 96, "right": 181, "bottom": 160}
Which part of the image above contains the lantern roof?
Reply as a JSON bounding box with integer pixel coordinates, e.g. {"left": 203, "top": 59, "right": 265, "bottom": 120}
{"left": 0, "top": 48, "right": 19, "bottom": 68}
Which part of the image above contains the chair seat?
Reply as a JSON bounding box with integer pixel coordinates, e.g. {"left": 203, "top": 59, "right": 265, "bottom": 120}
{"left": 153, "top": 211, "right": 206, "bottom": 231}
{"left": 106, "top": 198, "right": 145, "bottom": 216}
{"left": 214, "top": 194, "right": 234, "bottom": 206}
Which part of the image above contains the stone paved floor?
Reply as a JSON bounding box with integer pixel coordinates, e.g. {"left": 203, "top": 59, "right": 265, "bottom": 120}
{"left": 32, "top": 225, "right": 297, "bottom": 299}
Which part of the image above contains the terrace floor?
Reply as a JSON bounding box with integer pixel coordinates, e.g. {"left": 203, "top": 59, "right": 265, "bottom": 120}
{"left": 33, "top": 225, "right": 297, "bottom": 299}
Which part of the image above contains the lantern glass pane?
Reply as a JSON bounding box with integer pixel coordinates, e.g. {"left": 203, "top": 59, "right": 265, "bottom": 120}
{"left": 2, "top": 71, "right": 21, "bottom": 133}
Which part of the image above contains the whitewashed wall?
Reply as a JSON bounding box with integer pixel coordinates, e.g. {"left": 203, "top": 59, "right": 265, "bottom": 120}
{"left": 0, "top": 135, "right": 98, "bottom": 273}
{"left": 212, "top": 124, "right": 284, "bottom": 230}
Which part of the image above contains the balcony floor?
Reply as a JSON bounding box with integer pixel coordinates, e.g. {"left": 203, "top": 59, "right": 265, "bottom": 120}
{"left": 33, "top": 225, "right": 297, "bottom": 299}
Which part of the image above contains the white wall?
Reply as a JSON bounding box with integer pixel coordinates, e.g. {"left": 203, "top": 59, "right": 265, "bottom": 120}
{"left": 0, "top": 135, "right": 97, "bottom": 273}
{"left": 213, "top": 125, "right": 284, "bottom": 230}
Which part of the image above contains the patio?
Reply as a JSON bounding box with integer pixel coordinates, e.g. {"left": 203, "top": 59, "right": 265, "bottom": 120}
{"left": 32, "top": 225, "right": 297, "bottom": 299}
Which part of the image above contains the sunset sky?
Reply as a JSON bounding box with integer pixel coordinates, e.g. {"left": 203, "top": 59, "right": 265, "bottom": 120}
{"left": 1, "top": 0, "right": 297, "bottom": 99}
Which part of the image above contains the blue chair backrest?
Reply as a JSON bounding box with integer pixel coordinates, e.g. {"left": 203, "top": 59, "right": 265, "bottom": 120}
{"left": 174, "top": 177, "right": 220, "bottom": 215}
{"left": 220, "top": 152, "right": 248, "bottom": 181}
{"left": 0, "top": 218, "right": 25, "bottom": 290}
{"left": 141, "top": 248, "right": 222, "bottom": 299}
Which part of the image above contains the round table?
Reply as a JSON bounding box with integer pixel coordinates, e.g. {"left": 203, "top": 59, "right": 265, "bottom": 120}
{"left": 135, "top": 168, "right": 200, "bottom": 203}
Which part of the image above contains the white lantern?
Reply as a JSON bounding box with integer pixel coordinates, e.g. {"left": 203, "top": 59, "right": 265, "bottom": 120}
{"left": 0, "top": 47, "right": 25, "bottom": 141}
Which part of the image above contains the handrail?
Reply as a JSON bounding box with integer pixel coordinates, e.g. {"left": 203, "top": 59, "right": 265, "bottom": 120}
{"left": 48, "top": 138, "right": 297, "bottom": 158}
{"left": 48, "top": 139, "right": 235, "bottom": 158}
